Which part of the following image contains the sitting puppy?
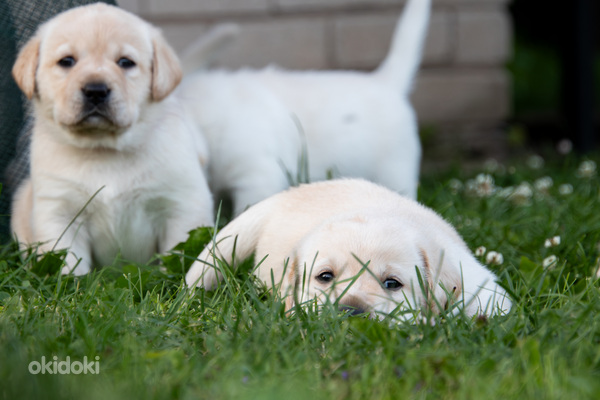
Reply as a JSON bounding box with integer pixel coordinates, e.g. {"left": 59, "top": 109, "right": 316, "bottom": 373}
{"left": 178, "top": 0, "right": 430, "bottom": 216}
{"left": 11, "top": 4, "right": 213, "bottom": 275}
{"left": 186, "top": 179, "right": 512, "bottom": 318}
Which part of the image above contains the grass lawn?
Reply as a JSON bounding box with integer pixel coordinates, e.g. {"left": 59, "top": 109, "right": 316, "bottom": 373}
{"left": 1, "top": 153, "right": 600, "bottom": 400}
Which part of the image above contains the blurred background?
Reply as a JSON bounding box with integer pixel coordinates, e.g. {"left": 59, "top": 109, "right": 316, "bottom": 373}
{"left": 118, "top": 0, "right": 599, "bottom": 166}
{"left": 509, "top": 0, "right": 598, "bottom": 155}
{"left": 0, "top": 0, "right": 598, "bottom": 238}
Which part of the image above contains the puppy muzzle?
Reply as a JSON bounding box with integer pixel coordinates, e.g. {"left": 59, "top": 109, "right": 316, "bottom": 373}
{"left": 339, "top": 305, "right": 368, "bottom": 316}
{"left": 82, "top": 82, "right": 111, "bottom": 106}
{"left": 76, "top": 82, "right": 116, "bottom": 129}
{"left": 338, "top": 295, "right": 370, "bottom": 316}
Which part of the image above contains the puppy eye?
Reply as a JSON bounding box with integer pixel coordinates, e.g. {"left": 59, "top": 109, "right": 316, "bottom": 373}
{"left": 383, "top": 278, "right": 403, "bottom": 291}
{"left": 58, "top": 56, "right": 76, "bottom": 68}
{"left": 316, "top": 271, "right": 334, "bottom": 283}
{"left": 117, "top": 57, "right": 136, "bottom": 69}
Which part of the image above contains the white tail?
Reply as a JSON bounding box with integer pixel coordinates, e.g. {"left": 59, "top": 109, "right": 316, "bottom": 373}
{"left": 374, "top": 0, "right": 431, "bottom": 93}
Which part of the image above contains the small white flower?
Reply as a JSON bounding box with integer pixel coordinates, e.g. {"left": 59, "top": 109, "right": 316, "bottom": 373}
{"left": 527, "top": 155, "right": 544, "bottom": 170}
{"left": 465, "top": 174, "right": 495, "bottom": 197}
{"left": 475, "top": 246, "right": 486, "bottom": 257}
{"left": 497, "top": 186, "right": 514, "bottom": 199}
{"left": 483, "top": 159, "right": 500, "bottom": 173}
{"left": 577, "top": 160, "right": 597, "bottom": 178}
{"left": 475, "top": 173, "right": 493, "bottom": 186}
{"left": 558, "top": 184, "right": 573, "bottom": 195}
{"left": 544, "top": 236, "right": 561, "bottom": 248}
{"left": 448, "top": 178, "right": 463, "bottom": 194}
{"left": 509, "top": 182, "right": 533, "bottom": 205}
{"left": 463, "top": 218, "right": 481, "bottom": 228}
{"left": 486, "top": 251, "right": 504, "bottom": 265}
{"left": 556, "top": 139, "right": 573, "bottom": 155}
{"left": 543, "top": 255, "right": 558, "bottom": 269}
{"left": 534, "top": 177, "right": 553, "bottom": 193}
{"left": 514, "top": 182, "right": 533, "bottom": 196}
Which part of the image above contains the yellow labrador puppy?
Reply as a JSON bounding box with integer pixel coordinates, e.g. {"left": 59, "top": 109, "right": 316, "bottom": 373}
{"left": 11, "top": 4, "right": 213, "bottom": 275}
{"left": 178, "top": 0, "right": 430, "bottom": 216}
{"left": 186, "top": 179, "right": 511, "bottom": 318}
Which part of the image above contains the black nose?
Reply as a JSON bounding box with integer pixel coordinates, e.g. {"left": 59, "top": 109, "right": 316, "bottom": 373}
{"left": 82, "top": 83, "right": 111, "bottom": 105}
{"left": 339, "top": 305, "right": 367, "bottom": 316}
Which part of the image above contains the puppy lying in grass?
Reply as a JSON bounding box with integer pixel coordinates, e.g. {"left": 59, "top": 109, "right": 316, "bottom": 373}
{"left": 10, "top": 4, "right": 213, "bottom": 275}
{"left": 178, "top": 0, "right": 430, "bottom": 216}
{"left": 186, "top": 179, "right": 512, "bottom": 319}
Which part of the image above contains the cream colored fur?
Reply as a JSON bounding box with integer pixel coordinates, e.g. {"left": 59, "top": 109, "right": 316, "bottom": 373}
{"left": 178, "top": 0, "right": 431, "bottom": 216}
{"left": 186, "top": 179, "right": 512, "bottom": 319}
{"left": 11, "top": 4, "right": 213, "bottom": 274}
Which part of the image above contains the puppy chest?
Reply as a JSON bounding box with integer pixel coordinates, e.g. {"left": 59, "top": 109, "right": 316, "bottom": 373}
{"left": 86, "top": 192, "right": 175, "bottom": 264}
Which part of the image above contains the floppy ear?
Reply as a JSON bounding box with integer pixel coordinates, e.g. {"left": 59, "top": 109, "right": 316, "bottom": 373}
{"left": 419, "top": 247, "right": 462, "bottom": 314}
{"left": 12, "top": 35, "right": 41, "bottom": 99}
{"left": 284, "top": 288, "right": 295, "bottom": 311}
{"left": 151, "top": 28, "right": 182, "bottom": 101}
{"left": 421, "top": 244, "right": 512, "bottom": 317}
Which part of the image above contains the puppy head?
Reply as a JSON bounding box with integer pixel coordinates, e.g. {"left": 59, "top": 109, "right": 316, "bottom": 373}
{"left": 287, "top": 214, "right": 463, "bottom": 320}
{"left": 12, "top": 4, "right": 181, "bottom": 147}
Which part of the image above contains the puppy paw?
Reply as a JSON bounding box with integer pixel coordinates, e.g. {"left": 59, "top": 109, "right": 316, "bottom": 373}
{"left": 61, "top": 253, "right": 91, "bottom": 276}
{"left": 185, "top": 261, "right": 220, "bottom": 289}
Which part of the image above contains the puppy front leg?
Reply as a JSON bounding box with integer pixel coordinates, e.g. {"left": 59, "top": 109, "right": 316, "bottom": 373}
{"left": 159, "top": 216, "right": 200, "bottom": 255}
{"left": 186, "top": 249, "right": 223, "bottom": 290}
{"left": 32, "top": 206, "right": 92, "bottom": 275}
{"left": 159, "top": 194, "right": 214, "bottom": 255}
{"left": 158, "top": 208, "right": 217, "bottom": 287}
{"left": 62, "top": 241, "right": 92, "bottom": 276}
{"left": 186, "top": 196, "right": 271, "bottom": 289}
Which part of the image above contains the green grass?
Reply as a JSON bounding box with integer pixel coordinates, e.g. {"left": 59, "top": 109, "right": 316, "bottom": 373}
{"left": 2, "top": 153, "right": 600, "bottom": 400}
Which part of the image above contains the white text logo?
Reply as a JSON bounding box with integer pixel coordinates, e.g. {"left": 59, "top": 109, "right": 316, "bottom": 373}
{"left": 28, "top": 356, "right": 100, "bottom": 375}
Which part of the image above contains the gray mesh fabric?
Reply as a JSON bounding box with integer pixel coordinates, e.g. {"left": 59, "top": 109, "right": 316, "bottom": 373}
{"left": 0, "top": 0, "right": 116, "bottom": 241}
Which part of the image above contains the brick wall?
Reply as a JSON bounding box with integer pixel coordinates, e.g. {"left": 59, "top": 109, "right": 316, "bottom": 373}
{"left": 119, "top": 0, "right": 513, "bottom": 164}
